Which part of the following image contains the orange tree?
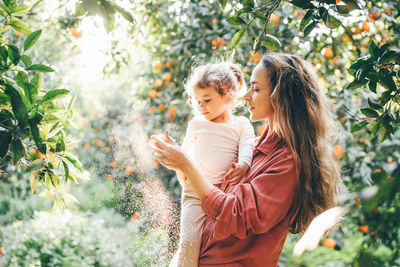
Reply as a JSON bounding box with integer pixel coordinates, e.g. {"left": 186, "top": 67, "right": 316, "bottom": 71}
{"left": 136, "top": 0, "right": 399, "bottom": 265}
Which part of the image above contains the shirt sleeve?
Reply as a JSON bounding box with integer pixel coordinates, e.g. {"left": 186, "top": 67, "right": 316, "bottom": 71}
{"left": 181, "top": 117, "right": 196, "bottom": 152}
{"left": 201, "top": 151, "right": 297, "bottom": 240}
{"left": 237, "top": 117, "right": 255, "bottom": 167}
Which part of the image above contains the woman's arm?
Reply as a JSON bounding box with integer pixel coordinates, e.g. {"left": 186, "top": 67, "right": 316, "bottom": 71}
{"left": 150, "top": 130, "right": 215, "bottom": 199}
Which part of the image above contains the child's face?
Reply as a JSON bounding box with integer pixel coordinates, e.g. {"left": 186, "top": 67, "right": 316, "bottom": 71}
{"left": 193, "top": 86, "right": 232, "bottom": 123}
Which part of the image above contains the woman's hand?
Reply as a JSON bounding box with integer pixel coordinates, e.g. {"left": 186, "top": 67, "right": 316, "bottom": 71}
{"left": 150, "top": 130, "right": 189, "bottom": 172}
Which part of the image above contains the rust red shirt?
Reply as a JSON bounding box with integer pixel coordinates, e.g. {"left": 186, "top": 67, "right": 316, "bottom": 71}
{"left": 199, "top": 127, "right": 298, "bottom": 266}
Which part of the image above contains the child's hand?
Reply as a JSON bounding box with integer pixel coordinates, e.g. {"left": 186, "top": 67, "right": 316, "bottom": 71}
{"left": 223, "top": 162, "right": 249, "bottom": 185}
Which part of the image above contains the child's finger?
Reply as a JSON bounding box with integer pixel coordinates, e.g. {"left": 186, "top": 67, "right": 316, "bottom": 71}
{"left": 149, "top": 143, "right": 163, "bottom": 154}
{"left": 164, "top": 130, "right": 175, "bottom": 144}
{"left": 151, "top": 135, "right": 168, "bottom": 149}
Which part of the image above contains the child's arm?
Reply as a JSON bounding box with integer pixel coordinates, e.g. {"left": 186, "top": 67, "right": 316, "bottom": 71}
{"left": 223, "top": 118, "right": 255, "bottom": 184}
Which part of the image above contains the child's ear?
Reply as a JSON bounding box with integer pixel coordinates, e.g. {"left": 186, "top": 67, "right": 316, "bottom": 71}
{"left": 224, "top": 92, "right": 234, "bottom": 103}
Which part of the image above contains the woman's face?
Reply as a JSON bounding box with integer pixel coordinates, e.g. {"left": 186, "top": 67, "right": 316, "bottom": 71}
{"left": 244, "top": 63, "right": 273, "bottom": 122}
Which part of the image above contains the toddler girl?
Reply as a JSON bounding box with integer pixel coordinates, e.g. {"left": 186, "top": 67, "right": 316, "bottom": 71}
{"left": 170, "top": 62, "right": 255, "bottom": 266}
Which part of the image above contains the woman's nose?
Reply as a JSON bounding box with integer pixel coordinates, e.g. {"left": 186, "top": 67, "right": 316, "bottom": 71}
{"left": 243, "top": 90, "right": 251, "bottom": 102}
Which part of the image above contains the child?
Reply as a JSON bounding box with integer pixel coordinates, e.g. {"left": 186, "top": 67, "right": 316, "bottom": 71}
{"left": 170, "top": 62, "right": 255, "bottom": 266}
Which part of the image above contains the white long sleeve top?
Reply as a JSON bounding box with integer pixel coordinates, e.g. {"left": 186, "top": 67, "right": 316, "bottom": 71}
{"left": 181, "top": 115, "right": 255, "bottom": 198}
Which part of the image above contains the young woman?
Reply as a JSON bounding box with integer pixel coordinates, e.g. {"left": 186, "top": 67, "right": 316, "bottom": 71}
{"left": 151, "top": 53, "right": 340, "bottom": 266}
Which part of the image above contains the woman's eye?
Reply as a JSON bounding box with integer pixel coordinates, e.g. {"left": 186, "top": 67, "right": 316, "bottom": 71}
{"left": 254, "top": 89, "right": 260, "bottom": 92}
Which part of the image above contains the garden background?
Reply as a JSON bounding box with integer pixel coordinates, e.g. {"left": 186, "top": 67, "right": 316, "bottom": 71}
{"left": 0, "top": 0, "right": 399, "bottom": 266}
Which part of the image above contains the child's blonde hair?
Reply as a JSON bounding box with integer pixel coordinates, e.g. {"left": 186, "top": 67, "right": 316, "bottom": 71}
{"left": 185, "top": 62, "right": 246, "bottom": 112}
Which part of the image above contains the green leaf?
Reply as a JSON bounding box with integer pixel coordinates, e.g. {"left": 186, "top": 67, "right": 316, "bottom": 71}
{"left": 0, "top": 93, "right": 8, "bottom": 105}
{"left": 27, "top": 159, "right": 46, "bottom": 172}
{"left": 227, "top": 16, "right": 246, "bottom": 25}
{"left": 290, "top": 0, "right": 315, "bottom": 9}
{"left": 349, "top": 58, "right": 373, "bottom": 70}
{"left": 345, "top": 79, "right": 367, "bottom": 90}
{"left": 351, "top": 121, "right": 368, "bottom": 132}
{"left": 62, "top": 160, "right": 69, "bottom": 181}
{"left": 9, "top": 17, "right": 31, "bottom": 34}
{"left": 368, "top": 98, "right": 382, "bottom": 110}
{"left": 64, "top": 153, "right": 82, "bottom": 171}
{"left": 30, "top": 171, "right": 40, "bottom": 193}
{"left": 336, "top": 2, "right": 360, "bottom": 14}
{"left": 7, "top": 44, "right": 20, "bottom": 65}
{"left": 29, "top": 120, "right": 46, "bottom": 154}
{"left": 262, "top": 34, "right": 282, "bottom": 50}
{"left": 10, "top": 4, "right": 30, "bottom": 15}
{"left": 20, "top": 54, "right": 31, "bottom": 67}
{"left": 378, "top": 69, "right": 396, "bottom": 91}
{"left": 0, "top": 130, "right": 12, "bottom": 158}
{"left": 41, "top": 89, "right": 70, "bottom": 103}
{"left": 367, "top": 80, "right": 377, "bottom": 93}
{"left": 24, "top": 29, "right": 42, "bottom": 51}
{"left": 31, "top": 73, "right": 41, "bottom": 89}
{"left": 0, "top": 45, "right": 8, "bottom": 64}
{"left": 5, "top": 84, "right": 28, "bottom": 126}
{"left": 231, "top": 29, "right": 245, "bottom": 48}
{"left": 218, "top": 0, "right": 228, "bottom": 11}
{"left": 27, "top": 64, "right": 54, "bottom": 72}
{"left": 15, "top": 71, "right": 29, "bottom": 90}
{"left": 10, "top": 138, "right": 25, "bottom": 164}
{"left": 326, "top": 14, "right": 341, "bottom": 29}
{"left": 361, "top": 108, "right": 379, "bottom": 118}
{"left": 369, "top": 121, "right": 380, "bottom": 136}
{"left": 379, "top": 51, "right": 398, "bottom": 64}
{"left": 75, "top": 2, "right": 85, "bottom": 17}
{"left": 303, "top": 21, "right": 315, "bottom": 37}
{"left": 242, "top": 0, "right": 254, "bottom": 9}
{"left": 238, "top": 7, "right": 252, "bottom": 16}
{"left": 368, "top": 41, "right": 380, "bottom": 60}
{"left": 0, "top": 3, "right": 10, "bottom": 14}
{"left": 0, "top": 109, "right": 15, "bottom": 129}
{"left": 29, "top": 105, "right": 44, "bottom": 124}
{"left": 300, "top": 9, "right": 314, "bottom": 31}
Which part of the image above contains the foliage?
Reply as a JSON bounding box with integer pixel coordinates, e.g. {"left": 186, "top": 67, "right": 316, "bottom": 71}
{"left": 0, "top": 211, "right": 133, "bottom": 266}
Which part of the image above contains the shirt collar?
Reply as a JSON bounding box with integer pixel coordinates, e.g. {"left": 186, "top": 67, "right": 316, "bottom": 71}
{"left": 255, "top": 124, "right": 283, "bottom": 155}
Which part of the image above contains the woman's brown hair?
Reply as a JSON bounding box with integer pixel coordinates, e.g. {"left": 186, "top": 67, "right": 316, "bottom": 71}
{"left": 260, "top": 53, "right": 340, "bottom": 233}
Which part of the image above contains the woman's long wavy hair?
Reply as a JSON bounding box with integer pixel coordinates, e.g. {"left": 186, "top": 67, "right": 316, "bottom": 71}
{"left": 260, "top": 53, "right": 340, "bottom": 234}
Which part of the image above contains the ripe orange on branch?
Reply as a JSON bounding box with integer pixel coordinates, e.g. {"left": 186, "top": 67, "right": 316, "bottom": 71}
{"left": 322, "top": 238, "right": 336, "bottom": 249}
{"left": 163, "top": 73, "right": 172, "bottom": 83}
{"left": 361, "top": 21, "right": 370, "bottom": 32}
{"left": 359, "top": 225, "right": 369, "bottom": 234}
{"left": 333, "top": 145, "right": 344, "bottom": 158}
{"left": 322, "top": 47, "right": 334, "bottom": 59}
{"left": 269, "top": 13, "right": 280, "bottom": 24}
{"left": 155, "top": 79, "right": 163, "bottom": 89}
{"left": 153, "top": 61, "right": 162, "bottom": 71}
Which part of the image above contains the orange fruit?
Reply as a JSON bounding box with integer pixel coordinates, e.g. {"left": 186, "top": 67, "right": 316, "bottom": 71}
{"left": 35, "top": 149, "right": 46, "bottom": 159}
{"left": 16, "top": 31, "right": 21, "bottom": 37}
{"left": 359, "top": 139, "right": 365, "bottom": 144}
{"left": 109, "top": 136, "right": 115, "bottom": 143}
{"left": 333, "top": 145, "right": 344, "bottom": 158}
{"left": 361, "top": 21, "right": 370, "bottom": 32}
{"left": 258, "top": 124, "right": 266, "bottom": 136}
{"left": 339, "top": 118, "right": 346, "bottom": 124}
{"left": 243, "top": 67, "right": 248, "bottom": 74}
{"left": 83, "top": 144, "right": 90, "bottom": 150}
{"left": 322, "top": 47, "right": 334, "bottom": 59}
{"left": 211, "top": 39, "right": 218, "bottom": 47}
{"left": 153, "top": 61, "right": 162, "bottom": 71}
{"left": 105, "top": 147, "right": 111, "bottom": 153}
{"left": 107, "top": 174, "right": 113, "bottom": 180}
{"left": 125, "top": 166, "right": 134, "bottom": 175}
{"left": 148, "top": 89, "right": 158, "bottom": 98}
{"left": 385, "top": 8, "right": 391, "bottom": 16}
{"left": 155, "top": 78, "right": 163, "bottom": 89}
{"left": 69, "top": 27, "right": 82, "bottom": 38}
{"left": 0, "top": 247, "right": 3, "bottom": 254}
{"left": 295, "top": 11, "right": 302, "bottom": 18}
{"left": 158, "top": 104, "right": 165, "bottom": 111}
{"left": 149, "top": 106, "right": 156, "bottom": 112}
{"left": 110, "top": 161, "right": 117, "bottom": 168}
{"left": 352, "top": 27, "right": 361, "bottom": 35}
{"left": 212, "top": 18, "right": 217, "bottom": 25}
{"left": 205, "top": 28, "right": 210, "bottom": 33}
{"left": 250, "top": 50, "right": 260, "bottom": 63}
{"left": 355, "top": 197, "right": 361, "bottom": 206}
{"left": 269, "top": 13, "right": 280, "bottom": 24}
{"left": 329, "top": 57, "right": 338, "bottom": 66}
{"left": 359, "top": 225, "right": 369, "bottom": 234}
{"left": 388, "top": 157, "right": 395, "bottom": 164}
{"left": 163, "top": 73, "right": 172, "bottom": 83}
{"left": 216, "top": 37, "right": 225, "bottom": 47}
{"left": 322, "top": 238, "right": 336, "bottom": 249}
{"left": 165, "top": 60, "right": 173, "bottom": 67}
{"left": 336, "top": 0, "right": 340, "bottom": 3}
{"left": 341, "top": 35, "right": 350, "bottom": 42}
{"left": 167, "top": 106, "right": 177, "bottom": 119}
{"left": 131, "top": 212, "right": 140, "bottom": 220}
